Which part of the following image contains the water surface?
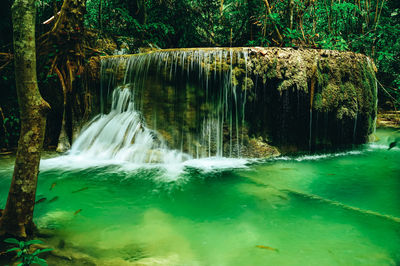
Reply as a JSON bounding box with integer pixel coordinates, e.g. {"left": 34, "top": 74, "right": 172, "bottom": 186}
{"left": 0, "top": 128, "right": 399, "bottom": 265}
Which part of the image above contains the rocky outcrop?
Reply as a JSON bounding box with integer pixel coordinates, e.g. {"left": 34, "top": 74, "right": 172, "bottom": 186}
{"left": 245, "top": 48, "right": 377, "bottom": 151}
{"left": 80, "top": 47, "right": 377, "bottom": 156}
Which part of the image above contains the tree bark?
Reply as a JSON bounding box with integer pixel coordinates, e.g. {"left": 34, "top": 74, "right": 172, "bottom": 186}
{"left": 0, "top": 0, "right": 49, "bottom": 239}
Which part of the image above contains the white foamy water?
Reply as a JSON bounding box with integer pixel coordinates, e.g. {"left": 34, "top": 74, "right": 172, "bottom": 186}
{"left": 41, "top": 86, "right": 250, "bottom": 180}
{"left": 68, "top": 87, "right": 190, "bottom": 165}
{"left": 293, "top": 150, "right": 363, "bottom": 161}
{"left": 41, "top": 155, "right": 250, "bottom": 181}
{"left": 269, "top": 150, "right": 364, "bottom": 162}
{"left": 183, "top": 157, "right": 249, "bottom": 172}
{"left": 367, "top": 142, "right": 399, "bottom": 151}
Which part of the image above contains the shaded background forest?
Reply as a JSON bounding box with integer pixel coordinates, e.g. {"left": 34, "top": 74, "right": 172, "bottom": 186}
{"left": 0, "top": 0, "right": 399, "bottom": 149}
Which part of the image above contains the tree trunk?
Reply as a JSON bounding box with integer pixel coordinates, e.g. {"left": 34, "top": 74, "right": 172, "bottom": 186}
{"left": 289, "top": 0, "right": 294, "bottom": 30}
{"left": 0, "top": 0, "right": 49, "bottom": 238}
{"left": 39, "top": 0, "right": 87, "bottom": 152}
{"left": 263, "top": 0, "right": 283, "bottom": 43}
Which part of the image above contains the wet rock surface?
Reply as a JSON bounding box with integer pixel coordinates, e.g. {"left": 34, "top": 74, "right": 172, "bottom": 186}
{"left": 81, "top": 47, "right": 377, "bottom": 156}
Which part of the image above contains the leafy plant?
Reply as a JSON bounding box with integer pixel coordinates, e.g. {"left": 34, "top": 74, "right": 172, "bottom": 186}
{"left": 4, "top": 238, "right": 52, "bottom": 266}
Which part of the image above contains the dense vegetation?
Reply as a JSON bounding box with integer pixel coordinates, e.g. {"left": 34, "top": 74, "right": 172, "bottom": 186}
{"left": 82, "top": 0, "right": 400, "bottom": 108}
{"left": 0, "top": 0, "right": 399, "bottom": 149}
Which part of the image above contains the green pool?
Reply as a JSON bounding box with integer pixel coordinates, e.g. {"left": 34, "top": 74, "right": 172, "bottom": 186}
{"left": 1, "top": 128, "right": 399, "bottom": 265}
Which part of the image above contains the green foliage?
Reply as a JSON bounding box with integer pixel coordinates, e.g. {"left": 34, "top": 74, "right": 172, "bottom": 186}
{"left": 0, "top": 0, "right": 398, "bottom": 136}
{"left": 4, "top": 238, "right": 52, "bottom": 266}
{"left": 317, "top": 35, "right": 349, "bottom": 51}
{"left": 251, "top": 0, "right": 399, "bottom": 107}
{"left": 48, "top": 0, "right": 400, "bottom": 107}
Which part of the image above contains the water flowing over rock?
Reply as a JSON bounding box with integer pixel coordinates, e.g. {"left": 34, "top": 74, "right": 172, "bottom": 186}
{"left": 70, "top": 87, "right": 190, "bottom": 163}
{"left": 71, "top": 47, "right": 377, "bottom": 160}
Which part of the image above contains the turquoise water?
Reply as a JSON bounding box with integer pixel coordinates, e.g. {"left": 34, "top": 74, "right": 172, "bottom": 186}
{"left": 1, "top": 128, "right": 400, "bottom": 265}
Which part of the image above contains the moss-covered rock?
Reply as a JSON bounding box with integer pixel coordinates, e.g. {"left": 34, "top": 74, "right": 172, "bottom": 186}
{"left": 83, "top": 47, "right": 377, "bottom": 156}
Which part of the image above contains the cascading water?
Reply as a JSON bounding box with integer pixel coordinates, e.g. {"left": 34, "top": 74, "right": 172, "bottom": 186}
{"left": 74, "top": 48, "right": 251, "bottom": 163}
{"left": 69, "top": 86, "right": 189, "bottom": 164}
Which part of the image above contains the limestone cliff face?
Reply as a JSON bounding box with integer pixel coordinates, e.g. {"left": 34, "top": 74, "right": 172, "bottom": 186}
{"left": 78, "top": 47, "right": 377, "bottom": 156}
{"left": 244, "top": 48, "right": 377, "bottom": 151}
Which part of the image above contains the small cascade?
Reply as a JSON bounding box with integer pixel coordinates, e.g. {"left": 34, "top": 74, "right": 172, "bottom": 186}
{"left": 96, "top": 48, "right": 250, "bottom": 159}
{"left": 69, "top": 86, "right": 190, "bottom": 163}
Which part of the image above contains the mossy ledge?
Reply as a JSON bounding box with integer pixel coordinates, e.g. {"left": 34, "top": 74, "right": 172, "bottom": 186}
{"left": 82, "top": 47, "right": 377, "bottom": 155}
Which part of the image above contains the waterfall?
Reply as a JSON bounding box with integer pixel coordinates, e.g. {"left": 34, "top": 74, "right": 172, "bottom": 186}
{"left": 69, "top": 86, "right": 190, "bottom": 163}
{"left": 65, "top": 48, "right": 378, "bottom": 162}
{"left": 70, "top": 48, "right": 250, "bottom": 162}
